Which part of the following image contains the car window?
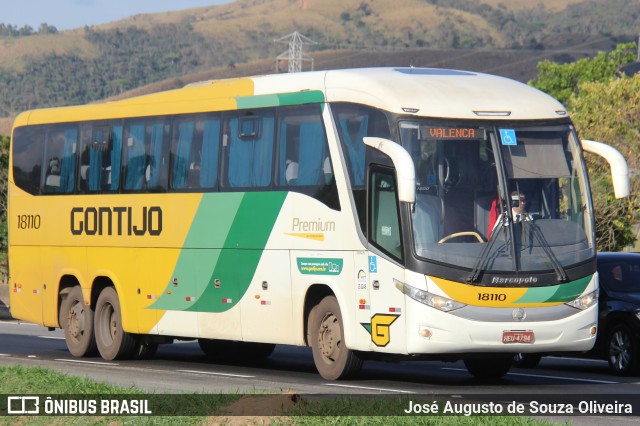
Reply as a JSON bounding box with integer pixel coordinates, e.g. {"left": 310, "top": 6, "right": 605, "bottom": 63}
{"left": 598, "top": 260, "right": 640, "bottom": 292}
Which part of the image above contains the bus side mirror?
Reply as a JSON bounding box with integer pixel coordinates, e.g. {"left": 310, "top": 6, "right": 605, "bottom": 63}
{"left": 581, "top": 139, "right": 630, "bottom": 199}
{"left": 363, "top": 137, "right": 416, "bottom": 204}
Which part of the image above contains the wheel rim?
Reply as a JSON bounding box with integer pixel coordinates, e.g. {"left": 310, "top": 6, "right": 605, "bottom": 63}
{"left": 68, "top": 300, "right": 85, "bottom": 341}
{"left": 99, "top": 302, "right": 117, "bottom": 346}
{"left": 317, "top": 311, "right": 341, "bottom": 363}
{"left": 609, "top": 330, "right": 631, "bottom": 372}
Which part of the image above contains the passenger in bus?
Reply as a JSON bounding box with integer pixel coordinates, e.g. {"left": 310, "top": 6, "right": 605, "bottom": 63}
{"left": 285, "top": 159, "right": 299, "bottom": 185}
{"left": 44, "top": 157, "right": 62, "bottom": 189}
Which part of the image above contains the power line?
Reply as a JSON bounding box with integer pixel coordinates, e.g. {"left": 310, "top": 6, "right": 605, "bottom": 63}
{"left": 274, "top": 31, "right": 316, "bottom": 73}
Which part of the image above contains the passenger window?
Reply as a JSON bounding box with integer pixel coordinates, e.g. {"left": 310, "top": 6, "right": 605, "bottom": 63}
{"left": 171, "top": 116, "right": 220, "bottom": 190}
{"left": 225, "top": 110, "right": 274, "bottom": 188}
{"left": 277, "top": 106, "right": 332, "bottom": 187}
{"left": 12, "top": 126, "right": 45, "bottom": 195}
{"left": 123, "top": 121, "right": 168, "bottom": 191}
{"left": 78, "top": 124, "right": 123, "bottom": 193}
{"left": 369, "top": 167, "right": 403, "bottom": 260}
{"left": 43, "top": 127, "right": 78, "bottom": 194}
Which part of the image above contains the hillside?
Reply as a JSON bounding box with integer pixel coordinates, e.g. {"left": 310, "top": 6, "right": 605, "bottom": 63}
{"left": 0, "top": 0, "right": 638, "bottom": 130}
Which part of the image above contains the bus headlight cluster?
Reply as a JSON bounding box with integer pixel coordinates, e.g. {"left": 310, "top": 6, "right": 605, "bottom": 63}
{"left": 395, "top": 280, "right": 465, "bottom": 312}
{"left": 566, "top": 289, "right": 598, "bottom": 310}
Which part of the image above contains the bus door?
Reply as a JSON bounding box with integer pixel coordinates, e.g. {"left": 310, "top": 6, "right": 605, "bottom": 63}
{"left": 364, "top": 166, "right": 407, "bottom": 354}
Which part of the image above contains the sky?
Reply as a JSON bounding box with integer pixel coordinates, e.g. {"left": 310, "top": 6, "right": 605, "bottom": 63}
{"left": 2, "top": 0, "right": 232, "bottom": 31}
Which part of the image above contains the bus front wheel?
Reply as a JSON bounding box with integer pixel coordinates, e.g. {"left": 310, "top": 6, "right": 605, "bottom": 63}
{"left": 94, "top": 287, "right": 137, "bottom": 360}
{"left": 308, "top": 295, "right": 363, "bottom": 380}
{"left": 60, "top": 286, "right": 97, "bottom": 357}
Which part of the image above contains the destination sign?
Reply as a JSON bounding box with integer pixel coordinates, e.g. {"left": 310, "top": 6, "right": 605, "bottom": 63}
{"left": 420, "top": 126, "right": 484, "bottom": 140}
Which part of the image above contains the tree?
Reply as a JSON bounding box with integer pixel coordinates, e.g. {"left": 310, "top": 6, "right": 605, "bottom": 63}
{"left": 529, "top": 42, "right": 636, "bottom": 105}
{"left": 569, "top": 75, "right": 640, "bottom": 251}
{"left": 0, "top": 134, "right": 8, "bottom": 259}
{"left": 530, "top": 42, "right": 640, "bottom": 251}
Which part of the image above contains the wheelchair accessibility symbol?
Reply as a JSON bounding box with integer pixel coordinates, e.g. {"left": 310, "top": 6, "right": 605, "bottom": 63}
{"left": 500, "top": 128, "right": 517, "bottom": 146}
{"left": 369, "top": 256, "right": 377, "bottom": 273}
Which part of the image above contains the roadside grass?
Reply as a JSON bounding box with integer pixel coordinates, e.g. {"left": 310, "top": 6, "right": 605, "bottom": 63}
{"left": 0, "top": 365, "right": 561, "bottom": 426}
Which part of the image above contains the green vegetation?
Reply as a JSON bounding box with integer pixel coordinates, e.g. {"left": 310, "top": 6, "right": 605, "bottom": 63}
{"left": 0, "top": 134, "right": 7, "bottom": 273}
{"left": 0, "top": 365, "right": 555, "bottom": 425}
{"left": 530, "top": 42, "right": 640, "bottom": 251}
{"left": 0, "top": 365, "right": 234, "bottom": 425}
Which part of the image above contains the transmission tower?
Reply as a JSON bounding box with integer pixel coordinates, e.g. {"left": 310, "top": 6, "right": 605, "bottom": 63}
{"left": 275, "top": 31, "right": 316, "bottom": 73}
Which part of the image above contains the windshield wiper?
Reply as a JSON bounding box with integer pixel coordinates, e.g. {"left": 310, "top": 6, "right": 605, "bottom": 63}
{"left": 467, "top": 217, "right": 510, "bottom": 283}
{"left": 523, "top": 219, "right": 569, "bottom": 282}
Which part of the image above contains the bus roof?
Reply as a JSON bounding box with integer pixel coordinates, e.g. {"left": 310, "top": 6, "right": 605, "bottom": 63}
{"left": 13, "top": 67, "right": 567, "bottom": 128}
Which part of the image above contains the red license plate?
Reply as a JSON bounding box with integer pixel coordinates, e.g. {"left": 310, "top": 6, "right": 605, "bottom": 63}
{"left": 502, "top": 330, "right": 534, "bottom": 344}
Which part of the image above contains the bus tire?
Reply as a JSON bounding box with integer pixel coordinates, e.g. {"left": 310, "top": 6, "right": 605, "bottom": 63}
{"left": 308, "top": 295, "right": 363, "bottom": 380}
{"left": 464, "top": 357, "right": 512, "bottom": 379}
{"left": 94, "top": 287, "right": 137, "bottom": 360}
{"left": 60, "top": 286, "right": 97, "bottom": 357}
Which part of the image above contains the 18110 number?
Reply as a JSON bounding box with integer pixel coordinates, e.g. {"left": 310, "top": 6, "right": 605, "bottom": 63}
{"left": 17, "top": 214, "right": 41, "bottom": 229}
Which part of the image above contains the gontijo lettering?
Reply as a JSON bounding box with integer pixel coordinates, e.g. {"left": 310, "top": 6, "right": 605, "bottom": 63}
{"left": 70, "top": 206, "right": 162, "bottom": 236}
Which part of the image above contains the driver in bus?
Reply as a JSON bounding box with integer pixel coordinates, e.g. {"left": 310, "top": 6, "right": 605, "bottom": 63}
{"left": 489, "top": 190, "right": 532, "bottom": 238}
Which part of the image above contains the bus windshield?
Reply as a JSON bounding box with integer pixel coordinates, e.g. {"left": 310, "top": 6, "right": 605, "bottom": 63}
{"left": 400, "top": 121, "right": 594, "bottom": 277}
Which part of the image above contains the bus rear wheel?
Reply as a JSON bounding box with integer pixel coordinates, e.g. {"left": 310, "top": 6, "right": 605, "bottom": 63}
{"left": 94, "top": 287, "right": 137, "bottom": 360}
{"left": 60, "top": 286, "right": 97, "bottom": 357}
{"left": 464, "top": 357, "right": 512, "bottom": 379}
{"left": 308, "top": 295, "right": 363, "bottom": 380}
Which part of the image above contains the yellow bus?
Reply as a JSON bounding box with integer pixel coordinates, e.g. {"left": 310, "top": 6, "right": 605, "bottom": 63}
{"left": 8, "top": 68, "right": 629, "bottom": 379}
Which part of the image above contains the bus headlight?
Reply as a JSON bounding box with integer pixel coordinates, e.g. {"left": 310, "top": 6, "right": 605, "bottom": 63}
{"left": 395, "top": 280, "right": 465, "bottom": 312}
{"left": 566, "top": 289, "right": 598, "bottom": 310}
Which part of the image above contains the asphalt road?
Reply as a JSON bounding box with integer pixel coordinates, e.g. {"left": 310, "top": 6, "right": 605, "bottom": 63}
{"left": 0, "top": 319, "right": 638, "bottom": 424}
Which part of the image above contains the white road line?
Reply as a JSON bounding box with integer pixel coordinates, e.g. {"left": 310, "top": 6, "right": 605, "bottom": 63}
{"left": 441, "top": 367, "right": 619, "bottom": 384}
{"left": 55, "top": 358, "right": 119, "bottom": 366}
{"left": 0, "top": 321, "right": 38, "bottom": 326}
{"left": 324, "top": 383, "right": 414, "bottom": 394}
{"left": 38, "top": 336, "right": 65, "bottom": 340}
{"left": 177, "top": 369, "right": 255, "bottom": 378}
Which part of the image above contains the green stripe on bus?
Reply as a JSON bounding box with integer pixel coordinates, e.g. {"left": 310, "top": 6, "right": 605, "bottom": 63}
{"left": 236, "top": 90, "right": 325, "bottom": 109}
{"left": 188, "top": 191, "right": 287, "bottom": 312}
{"left": 150, "top": 192, "right": 287, "bottom": 313}
{"left": 514, "top": 275, "right": 592, "bottom": 304}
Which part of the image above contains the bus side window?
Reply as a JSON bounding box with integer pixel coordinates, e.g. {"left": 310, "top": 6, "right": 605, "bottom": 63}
{"left": 226, "top": 110, "right": 274, "bottom": 189}
{"left": 172, "top": 121, "right": 194, "bottom": 189}
{"left": 44, "top": 127, "right": 77, "bottom": 194}
{"left": 12, "top": 127, "right": 45, "bottom": 195}
{"left": 79, "top": 125, "right": 117, "bottom": 193}
{"left": 172, "top": 118, "right": 220, "bottom": 191}
{"left": 124, "top": 122, "right": 168, "bottom": 192}
{"left": 199, "top": 119, "right": 220, "bottom": 189}
{"left": 278, "top": 117, "right": 327, "bottom": 187}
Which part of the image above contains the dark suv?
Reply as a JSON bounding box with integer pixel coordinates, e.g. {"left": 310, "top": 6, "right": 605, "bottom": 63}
{"left": 513, "top": 252, "right": 640, "bottom": 376}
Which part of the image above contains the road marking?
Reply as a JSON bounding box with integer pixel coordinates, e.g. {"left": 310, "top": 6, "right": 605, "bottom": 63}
{"left": 441, "top": 367, "right": 619, "bottom": 384}
{"left": 38, "top": 336, "right": 65, "bottom": 340}
{"left": 177, "top": 369, "right": 255, "bottom": 378}
{"left": 0, "top": 321, "right": 38, "bottom": 326}
{"left": 55, "top": 358, "right": 119, "bottom": 366}
{"left": 0, "top": 354, "right": 10, "bottom": 357}
{"left": 324, "top": 383, "right": 414, "bottom": 393}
